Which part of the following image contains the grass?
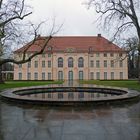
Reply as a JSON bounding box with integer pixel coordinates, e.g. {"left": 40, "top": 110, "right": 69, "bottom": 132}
{"left": 0, "top": 80, "right": 63, "bottom": 91}
{"left": 80, "top": 80, "right": 140, "bottom": 91}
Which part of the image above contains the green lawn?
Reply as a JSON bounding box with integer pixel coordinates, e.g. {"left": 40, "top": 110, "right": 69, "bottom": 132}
{"left": 80, "top": 80, "right": 140, "bottom": 91}
{"left": 0, "top": 81, "right": 63, "bottom": 91}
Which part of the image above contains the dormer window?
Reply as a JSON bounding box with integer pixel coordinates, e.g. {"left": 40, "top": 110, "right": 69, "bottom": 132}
{"left": 48, "top": 46, "right": 52, "bottom": 51}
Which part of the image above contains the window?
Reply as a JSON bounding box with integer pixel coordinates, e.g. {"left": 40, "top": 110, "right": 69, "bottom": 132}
{"left": 42, "top": 72, "right": 45, "bottom": 80}
{"left": 58, "top": 71, "right": 63, "bottom": 80}
{"left": 111, "top": 72, "right": 114, "bottom": 80}
{"left": 19, "top": 64, "right": 22, "bottom": 68}
{"left": 104, "top": 53, "right": 107, "bottom": 57}
{"left": 48, "top": 72, "right": 51, "bottom": 80}
{"left": 79, "top": 71, "right": 83, "bottom": 80}
{"left": 27, "top": 62, "right": 31, "bottom": 68}
{"left": 120, "top": 72, "right": 123, "bottom": 79}
{"left": 48, "top": 46, "right": 52, "bottom": 51}
{"left": 58, "top": 57, "right": 63, "bottom": 67}
{"left": 96, "top": 53, "right": 100, "bottom": 57}
{"left": 96, "top": 72, "right": 100, "bottom": 80}
{"left": 111, "top": 60, "right": 114, "bottom": 67}
{"left": 27, "top": 72, "right": 31, "bottom": 80}
{"left": 110, "top": 53, "right": 114, "bottom": 57}
{"left": 18, "top": 72, "right": 22, "bottom": 80}
{"left": 104, "top": 72, "right": 107, "bottom": 80}
{"left": 58, "top": 93, "right": 63, "bottom": 99}
{"left": 34, "top": 72, "right": 38, "bottom": 80}
{"left": 119, "top": 53, "right": 123, "bottom": 57}
{"left": 78, "top": 57, "right": 84, "bottom": 67}
{"left": 119, "top": 60, "right": 123, "bottom": 67}
{"left": 42, "top": 61, "right": 45, "bottom": 68}
{"left": 104, "top": 60, "right": 107, "bottom": 67}
{"left": 96, "top": 60, "right": 100, "bottom": 68}
{"left": 34, "top": 61, "right": 38, "bottom": 68}
{"left": 68, "top": 57, "right": 73, "bottom": 67}
{"left": 90, "top": 60, "right": 94, "bottom": 67}
{"left": 48, "top": 61, "right": 51, "bottom": 68}
{"left": 48, "top": 53, "right": 51, "bottom": 57}
{"left": 90, "top": 72, "right": 94, "bottom": 80}
{"left": 42, "top": 53, "right": 46, "bottom": 58}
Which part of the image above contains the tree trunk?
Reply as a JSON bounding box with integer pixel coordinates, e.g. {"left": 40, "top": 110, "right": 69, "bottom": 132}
{"left": 138, "top": 53, "right": 140, "bottom": 82}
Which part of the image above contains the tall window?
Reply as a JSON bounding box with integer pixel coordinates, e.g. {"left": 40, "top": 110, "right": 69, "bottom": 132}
{"left": 58, "top": 71, "right": 63, "bottom": 80}
{"left": 27, "top": 72, "right": 31, "bottom": 80}
{"left": 111, "top": 60, "right": 114, "bottom": 67}
{"left": 104, "top": 72, "right": 107, "bottom": 80}
{"left": 78, "top": 57, "right": 84, "bottom": 67}
{"left": 34, "top": 72, "right": 38, "bottom": 80}
{"left": 90, "top": 60, "right": 94, "bottom": 67}
{"left": 111, "top": 72, "right": 114, "bottom": 80}
{"left": 42, "top": 61, "right": 45, "bottom": 68}
{"left": 110, "top": 53, "right": 114, "bottom": 57}
{"left": 42, "top": 72, "right": 45, "bottom": 80}
{"left": 18, "top": 72, "right": 22, "bottom": 80}
{"left": 48, "top": 61, "right": 51, "bottom": 68}
{"left": 68, "top": 57, "right": 73, "bottom": 67}
{"left": 58, "top": 57, "right": 63, "bottom": 67}
{"left": 96, "top": 53, "right": 100, "bottom": 57}
{"left": 27, "top": 61, "right": 31, "bottom": 68}
{"left": 104, "top": 60, "right": 107, "bottom": 67}
{"left": 120, "top": 72, "right": 123, "bottom": 79}
{"left": 90, "top": 72, "right": 94, "bottom": 80}
{"left": 19, "top": 64, "right": 22, "bottom": 68}
{"left": 79, "top": 71, "right": 83, "bottom": 80}
{"left": 119, "top": 60, "right": 123, "bottom": 67}
{"left": 48, "top": 72, "right": 51, "bottom": 80}
{"left": 96, "top": 72, "right": 100, "bottom": 80}
{"left": 96, "top": 60, "right": 100, "bottom": 68}
{"left": 34, "top": 61, "right": 38, "bottom": 68}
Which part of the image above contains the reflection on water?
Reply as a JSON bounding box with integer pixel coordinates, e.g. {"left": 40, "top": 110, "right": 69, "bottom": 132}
{"left": 0, "top": 99, "right": 140, "bottom": 140}
{"left": 19, "top": 92, "right": 118, "bottom": 101}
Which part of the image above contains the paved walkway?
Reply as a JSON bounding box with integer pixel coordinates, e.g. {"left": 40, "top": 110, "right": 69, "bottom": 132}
{"left": 0, "top": 99, "right": 140, "bottom": 140}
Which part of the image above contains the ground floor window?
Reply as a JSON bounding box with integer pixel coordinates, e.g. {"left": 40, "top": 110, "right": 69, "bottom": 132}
{"left": 96, "top": 72, "right": 100, "bottom": 80}
{"left": 120, "top": 72, "right": 123, "bottom": 79}
{"left": 48, "top": 72, "right": 51, "bottom": 80}
{"left": 111, "top": 72, "right": 114, "bottom": 80}
{"left": 68, "top": 71, "right": 73, "bottom": 80}
{"left": 79, "top": 71, "right": 83, "bottom": 80}
{"left": 58, "top": 71, "right": 63, "bottom": 80}
{"left": 104, "top": 72, "right": 107, "bottom": 80}
{"left": 34, "top": 72, "right": 38, "bottom": 80}
{"left": 27, "top": 72, "right": 31, "bottom": 80}
{"left": 18, "top": 72, "right": 22, "bottom": 80}
{"left": 42, "top": 72, "right": 45, "bottom": 80}
{"left": 90, "top": 72, "right": 94, "bottom": 80}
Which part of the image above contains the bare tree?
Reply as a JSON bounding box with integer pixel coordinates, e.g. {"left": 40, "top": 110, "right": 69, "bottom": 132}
{"left": 86, "top": 0, "right": 140, "bottom": 81}
{"left": 0, "top": 0, "right": 61, "bottom": 83}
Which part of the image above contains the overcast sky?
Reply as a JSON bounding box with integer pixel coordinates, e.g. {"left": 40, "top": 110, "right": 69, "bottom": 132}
{"left": 26, "top": 0, "right": 106, "bottom": 37}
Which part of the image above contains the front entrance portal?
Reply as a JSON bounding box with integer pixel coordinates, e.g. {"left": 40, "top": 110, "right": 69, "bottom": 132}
{"left": 68, "top": 71, "right": 73, "bottom": 80}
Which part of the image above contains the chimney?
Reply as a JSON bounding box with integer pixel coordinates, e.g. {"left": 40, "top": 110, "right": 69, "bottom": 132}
{"left": 97, "top": 34, "right": 101, "bottom": 37}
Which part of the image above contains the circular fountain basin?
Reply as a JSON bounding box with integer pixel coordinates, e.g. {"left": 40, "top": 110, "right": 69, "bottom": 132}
{"left": 0, "top": 85, "right": 140, "bottom": 105}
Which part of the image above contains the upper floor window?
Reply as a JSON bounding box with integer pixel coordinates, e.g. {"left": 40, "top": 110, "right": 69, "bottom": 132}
{"left": 110, "top": 53, "right": 114, "bottom": 57}
{"left": 27, "top": 62, "right": 31, "bottom": 68}
{"left": 19, "top": 64, "right": 22, "bottom": 68}
{"left": 34, "top": 61, "right": 38, "bottom": 68}
{"left": 48, "top": 53, "right": 51, "bottom": 57}
{"left": 68, "top": 57, "right": 73, "bottom": 67}
{"left": 58, "top": 57, "right": 63, "bottom": 67}
{"left": 119, "top": 53, "right": 123, "bottom": 57}
{"left": 90, "top": 60, "right": 94, "bottom": 67}
{"left": 104, "top": 60, "right": 107, "bottom": 67}
{"left": 96, "top": 60, "right": 100, "bottom": 68}
{"left": 119, "top": 60, "right": 123, "bottom": 67}
{"left": 96, "top": 53, "right": 100, "bottom": 57}
{"left": 111, "top": 60, "right": 114, "bottom": 67}
{"left": 42, "top": 61, "right": 45, "bottom": 68}
{"left": 104, "top": 53, "right": 107, "bottom": 57}
{"left": 42, "top": 53, "right": 46, "bottom": 58}
{"left": 48, "top": 61, "right": 51, "bottom": 68}
{"left": 78, "top": 57, "right": 84, "bottom": 67}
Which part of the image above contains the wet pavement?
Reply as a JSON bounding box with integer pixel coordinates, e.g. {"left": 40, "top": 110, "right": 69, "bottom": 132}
{"left": 0, "top": 99, "right": 140, "bottom": 140}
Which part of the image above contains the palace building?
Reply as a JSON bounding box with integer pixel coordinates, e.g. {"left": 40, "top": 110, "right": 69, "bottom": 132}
{"left": 14, "top": 34, "right": 128, "bottom": 80}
